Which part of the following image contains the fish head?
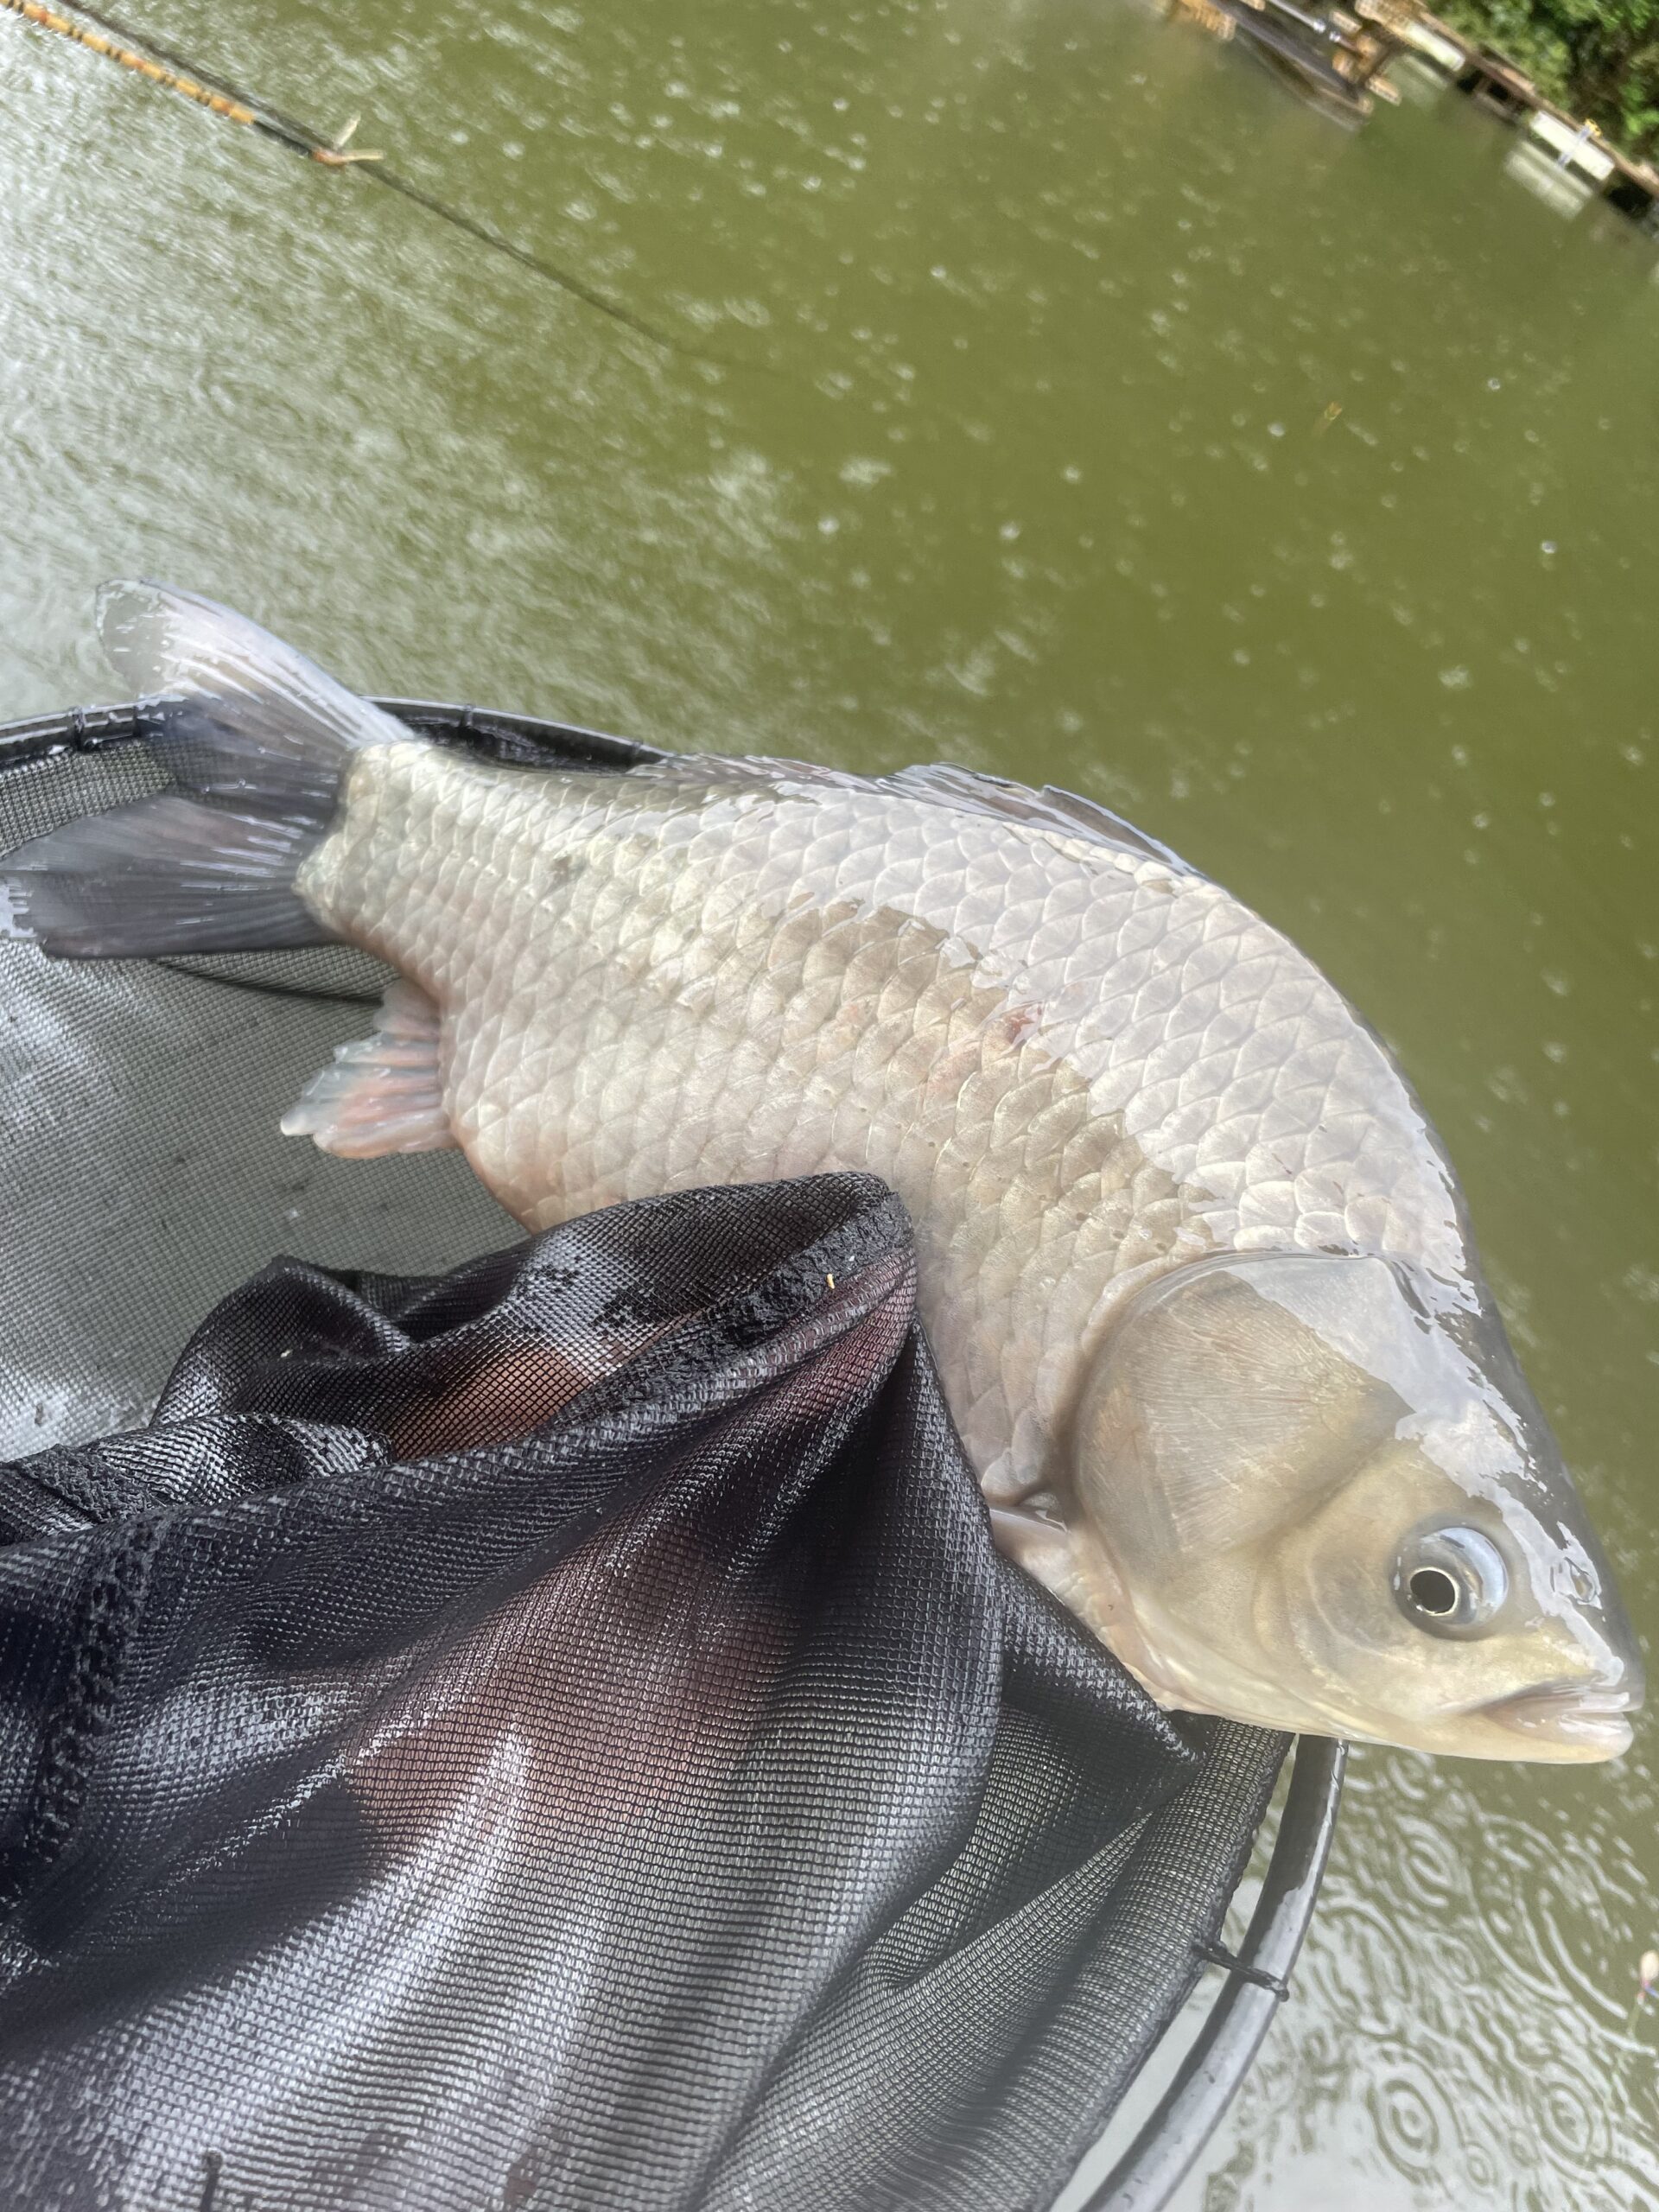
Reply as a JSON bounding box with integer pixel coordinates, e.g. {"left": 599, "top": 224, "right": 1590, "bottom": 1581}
{"left": 1072, "top": 1250, "right": 1642, "bottom": 1760}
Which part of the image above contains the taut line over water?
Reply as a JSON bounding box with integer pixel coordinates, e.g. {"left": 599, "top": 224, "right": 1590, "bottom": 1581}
{"left": 2, "top": 0, "right": 765, "bottom": 369}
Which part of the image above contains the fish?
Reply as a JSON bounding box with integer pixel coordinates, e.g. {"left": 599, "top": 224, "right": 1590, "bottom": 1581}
{"left": 3, "top": 582, "right": 1643, "bottom": 1761}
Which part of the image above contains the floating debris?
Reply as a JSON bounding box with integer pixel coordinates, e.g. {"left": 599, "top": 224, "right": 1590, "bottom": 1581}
{"left": 1622, "top": 1949, "right": 1659, "bottom": 2030}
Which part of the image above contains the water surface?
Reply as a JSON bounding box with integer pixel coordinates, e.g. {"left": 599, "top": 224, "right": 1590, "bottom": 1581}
{"left": 3, "top": 1, "right": 1657, "bottom": 2202}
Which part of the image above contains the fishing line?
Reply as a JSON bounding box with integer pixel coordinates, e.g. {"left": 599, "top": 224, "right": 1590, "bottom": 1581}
{"left": 6, "top": 0, "right": 763, "bottom": 372}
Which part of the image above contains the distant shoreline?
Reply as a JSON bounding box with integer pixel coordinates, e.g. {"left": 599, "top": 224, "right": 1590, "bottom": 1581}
{"left": 1432, "top": 0, "right": 1658, "bottom": 168}
{"left": 1164, "top": 0, "right": 1659, "bottom": 228}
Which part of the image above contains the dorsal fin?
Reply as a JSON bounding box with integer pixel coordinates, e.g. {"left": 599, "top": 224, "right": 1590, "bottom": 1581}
{"left": 618, "top": 753, "right": 1198, "bottom": 876}
{"left": 881, "top": 762, "right": 1198, "bottom": 874}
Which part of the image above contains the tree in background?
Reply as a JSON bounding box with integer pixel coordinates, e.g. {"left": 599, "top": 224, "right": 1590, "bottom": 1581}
{"left": 1437, "top": 0, "right": 1659, "bottom": 157}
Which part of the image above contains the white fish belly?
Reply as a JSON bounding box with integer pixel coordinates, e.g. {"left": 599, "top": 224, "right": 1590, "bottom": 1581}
{"left": 298, "top": 747, "right": 1461, "bottom": 1502}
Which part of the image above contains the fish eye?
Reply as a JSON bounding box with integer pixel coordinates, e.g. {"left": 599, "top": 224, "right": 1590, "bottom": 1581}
{"left": 1408, "top": 1567, "right": 1459, "bottom": 1616}
{"left": 1395, "top": 1526, "right": 1509, "bottom": 1637}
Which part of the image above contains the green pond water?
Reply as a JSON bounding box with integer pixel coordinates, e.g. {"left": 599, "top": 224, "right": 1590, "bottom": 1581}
{"left": 3, "top": 0, "right": 1657, "bottom": 2202}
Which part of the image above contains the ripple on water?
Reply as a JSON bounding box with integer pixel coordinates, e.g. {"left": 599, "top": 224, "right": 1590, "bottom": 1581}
{"left": 1365, "top": 2043, "right": 1463, "bottom": 2183}
{"left": 1176, "top": 1748, "right": 1659, "bottom": 2212}
{"left": 1392, "top": 1807, "right": 1467, "bottom": 1913}
{"left": 1532, "top": 2053, "right": 1614, "bottom": 2176}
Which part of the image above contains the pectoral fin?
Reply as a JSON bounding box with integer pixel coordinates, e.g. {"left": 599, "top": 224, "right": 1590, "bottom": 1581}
{"left": 989, "top": 1500, "right": 1077, "bottom": 1589}
{"left": 281, "top": 980, "right": 457, "bottom": 1157}
{"left": 990, "top": 1497, "right": 1131, "bottom": 1650}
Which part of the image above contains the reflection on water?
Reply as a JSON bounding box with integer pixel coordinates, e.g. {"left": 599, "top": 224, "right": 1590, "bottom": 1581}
{"left": 1504, "top": 141, "right": 1598, "bottom": 222}
{"left": 1, "top": 0, "right": 1656, "bottom": 2202}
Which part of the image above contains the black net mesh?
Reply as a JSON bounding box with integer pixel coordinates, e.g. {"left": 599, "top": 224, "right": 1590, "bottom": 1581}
{"left": 0, "top": 716, "right": 1287, "bottom": 2212}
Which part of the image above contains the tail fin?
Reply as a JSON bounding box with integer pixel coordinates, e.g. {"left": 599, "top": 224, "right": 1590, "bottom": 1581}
{"left": 4, "top": 582, "right": 414, "bottom": 957}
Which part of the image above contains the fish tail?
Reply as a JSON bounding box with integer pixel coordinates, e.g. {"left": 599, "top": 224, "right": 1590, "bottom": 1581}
{"left": 3, "top": 582, "right": 415, "bottom": 956}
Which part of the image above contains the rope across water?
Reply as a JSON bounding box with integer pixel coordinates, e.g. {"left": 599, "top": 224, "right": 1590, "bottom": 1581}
{"left": 2, "top": 0, "right": 764, "bottom": 368}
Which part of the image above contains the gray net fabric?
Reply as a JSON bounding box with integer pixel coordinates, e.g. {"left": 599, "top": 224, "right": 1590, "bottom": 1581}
{"left": 0, "top": 716, "right": 1287, "bottom": 2212}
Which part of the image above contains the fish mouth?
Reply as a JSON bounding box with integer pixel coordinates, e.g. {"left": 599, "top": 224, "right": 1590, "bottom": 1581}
{"left": 1484, "top": 1681, "right": 1640, "bottom": 1757}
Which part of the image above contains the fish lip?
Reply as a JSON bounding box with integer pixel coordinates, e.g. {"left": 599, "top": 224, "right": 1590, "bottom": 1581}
{"left": 1483, "top": 1681, "right": 1639, "bottom": 1753}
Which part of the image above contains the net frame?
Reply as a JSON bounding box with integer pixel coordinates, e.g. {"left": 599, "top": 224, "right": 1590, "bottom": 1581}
{"left": 0, "top": 697, "right": 1344, "bottom": 2210}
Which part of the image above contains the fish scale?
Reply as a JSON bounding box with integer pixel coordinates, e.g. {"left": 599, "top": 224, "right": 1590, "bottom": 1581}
{"left": 300, "top": 741, "right": 1465, "bottom": 1504}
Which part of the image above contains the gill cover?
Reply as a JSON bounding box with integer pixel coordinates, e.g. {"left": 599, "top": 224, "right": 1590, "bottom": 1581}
{"left": 1066, "top": 1251, "right": 1641, "bottom": 1759}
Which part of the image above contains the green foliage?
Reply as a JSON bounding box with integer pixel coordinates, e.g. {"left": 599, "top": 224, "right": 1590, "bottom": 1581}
{"left": 1434, "top": 0, "right": 1659, "bottom": 157}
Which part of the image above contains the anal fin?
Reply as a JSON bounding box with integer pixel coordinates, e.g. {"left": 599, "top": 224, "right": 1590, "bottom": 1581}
{"left": 281, "top": 980, "right": 457, "bottom": 1158}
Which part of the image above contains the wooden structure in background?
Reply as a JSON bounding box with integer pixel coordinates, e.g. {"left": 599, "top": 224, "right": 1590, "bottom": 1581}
{"left": 1167, "top": 0, "right": 1659, "bottom": 226}
{"left": 1363, "top": 1, "right": 1659, "bottom": 222}
{"left": 1165, "top": 0, "right": 1404, "bottom": 124}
